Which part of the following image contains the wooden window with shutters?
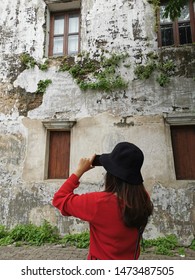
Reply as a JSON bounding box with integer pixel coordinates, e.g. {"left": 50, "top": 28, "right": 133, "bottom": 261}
{"left": 48, "top": 131, "right": 70, "bottom": 179}
{"left": 170, "top": 125, "right": 195, "bottom": 180}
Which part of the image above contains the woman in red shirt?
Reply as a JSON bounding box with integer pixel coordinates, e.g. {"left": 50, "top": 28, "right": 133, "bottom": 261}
{"left": 52, "top": 142, "right": 153, "bottom": 260}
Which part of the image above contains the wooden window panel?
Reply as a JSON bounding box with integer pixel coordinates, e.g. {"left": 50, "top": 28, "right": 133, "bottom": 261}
{"left": 171, "top": 125, "right": 195, "bottom": 180}
{"left": 48, "top": 131, "right": 70, "bottom": 179}
{"left": 68, "top": 14, "right": 80, "bottom": 55}
{"left": 160, "top": 24, "right": 174, "bottom": 46}
{"left": 178, "top": 21, "right": 192, "bottom": 44}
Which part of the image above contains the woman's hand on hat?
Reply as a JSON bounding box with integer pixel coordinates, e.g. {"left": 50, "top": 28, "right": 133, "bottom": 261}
{"left": 74, "top": 154, "right": 96, "bottom": 179}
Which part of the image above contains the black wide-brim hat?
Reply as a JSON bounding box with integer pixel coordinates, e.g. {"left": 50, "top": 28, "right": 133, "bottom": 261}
{"left": 99, "top": 142, "right": 144, "bottom": 185}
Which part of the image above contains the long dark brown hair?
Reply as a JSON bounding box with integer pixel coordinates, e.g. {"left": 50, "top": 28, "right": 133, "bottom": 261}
{"left": 105, "top": 172, "right": 153, "bottom": 229}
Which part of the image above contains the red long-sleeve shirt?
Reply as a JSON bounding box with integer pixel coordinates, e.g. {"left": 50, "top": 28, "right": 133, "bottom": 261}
{"left": 52, "top": 174, "right": 140, "bottom": 260}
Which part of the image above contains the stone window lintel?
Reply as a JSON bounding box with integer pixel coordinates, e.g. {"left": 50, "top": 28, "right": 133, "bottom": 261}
{"left": 164, "top": 113, "right": 195, "bottom": 125}
{"left": 42, "top": 120, "right": 76, "bottom": 130}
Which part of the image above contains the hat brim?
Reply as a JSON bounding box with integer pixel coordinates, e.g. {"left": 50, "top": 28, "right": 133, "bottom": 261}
{"left": 99, "top": 153, "right": 143, "bottom": 185}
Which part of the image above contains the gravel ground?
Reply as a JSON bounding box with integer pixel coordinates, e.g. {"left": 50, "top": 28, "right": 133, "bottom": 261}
{"left": 0, "top": 244, "right": 194, "bottom": 260}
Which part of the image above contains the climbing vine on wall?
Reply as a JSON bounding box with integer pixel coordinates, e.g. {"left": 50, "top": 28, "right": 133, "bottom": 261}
{"left": 147, "top": 0, "right": 160, "bottom": 31}
{"left": 36, "top": 79, "right": 52, "bottom": 94}
{"left": 20, "top": 53, "right": 52, "bottom": 94}
{"left": 59, "top": 51, "right": 129, "bottom": 92}
{"left": 134, "top": 52, "right": 176, "bottom": 87}
{"left": 20, "top": 53, "right": 49, "bottom": 71}
{"left": 19, "top": 48, "right": 193, "bottom": 93}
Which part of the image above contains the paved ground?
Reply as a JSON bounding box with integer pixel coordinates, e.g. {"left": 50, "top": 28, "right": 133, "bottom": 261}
{"left": 0, "top": 244, "right": 194, "bottom": 260}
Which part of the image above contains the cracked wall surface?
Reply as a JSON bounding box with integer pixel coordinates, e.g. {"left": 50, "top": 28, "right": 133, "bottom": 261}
{"left": 0, "top": 0, "right": 194, "bottom": 244}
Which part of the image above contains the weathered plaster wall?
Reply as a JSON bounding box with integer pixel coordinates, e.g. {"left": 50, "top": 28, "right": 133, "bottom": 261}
{"left": 81, "top": 0, "right": 156, "bottom": 55}
{"left": 0, "top": 0, "right": 45, "bottom": 81}
{"left": 149, "top": 184, "right": 194, "bottom": 245}
{"left": 0, "top": 0, "right": 194, "bottom": 244}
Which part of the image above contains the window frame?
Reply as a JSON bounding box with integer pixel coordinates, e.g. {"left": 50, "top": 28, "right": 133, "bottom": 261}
{"left": 158, "top": 0, "right": 195, "bottom": 47}
{"left": 49, "top": 9, "right": 81, "bottom": 57}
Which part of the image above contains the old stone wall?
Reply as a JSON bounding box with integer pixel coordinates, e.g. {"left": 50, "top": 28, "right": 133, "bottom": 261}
{"left": 0, "top": 0, "right": 194, "bottom": 245}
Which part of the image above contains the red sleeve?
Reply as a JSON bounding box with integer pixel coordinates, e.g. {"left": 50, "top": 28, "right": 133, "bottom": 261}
{"left": 52, "top": 173, "right": 97, "bottom": 222}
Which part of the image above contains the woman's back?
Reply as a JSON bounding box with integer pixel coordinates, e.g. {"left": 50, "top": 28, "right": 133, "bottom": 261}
{"left": 87, "top": 191, "right": 139, "bottom": 260}
{"left": 52, "top": 142, "right": 153, "bottom": 260}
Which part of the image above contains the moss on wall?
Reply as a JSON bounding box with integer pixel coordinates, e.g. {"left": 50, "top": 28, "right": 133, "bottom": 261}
{"left": 159, "top": 45, "right": 195, "bottom": 78}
